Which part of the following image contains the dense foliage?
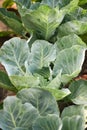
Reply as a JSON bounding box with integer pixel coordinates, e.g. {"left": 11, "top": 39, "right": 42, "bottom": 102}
{"left": 0, "top": 0, "right": 87, "bottom": 130}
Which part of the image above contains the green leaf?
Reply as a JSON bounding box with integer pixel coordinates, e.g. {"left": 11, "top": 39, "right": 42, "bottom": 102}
{"left": 3, "top": 0, "right": 14, "bottom": 8}
{"left": 0, "top": 37, "right": 29, "bottom": 76}
{"left": 0, "top": 96, "right": 39, "bottom": 130}
{"left": 17, "top": 88, "right": 59, "bottom": 116}
{"left": 41, "top": 0, "right": 59, "bottom": 8}
{"left": 42, "top": 87, "right": 71, "bottom": 100}
{"left": 0, "top": 31, "right": 14, "bottom": 37}
{"left": 61, "top": 105, "right": 85, "bottom": 130}
{"left": 79, "top": 0, "right": 87, "bottom": 5}
{"left": 61, "top": 105, "right": 85, "bottom": 119}
{"left": 0, "top": 71, "right": 17, "bottom": 92}
{"left": 0, "top": 8, "right": 26, "bottom": 36}
{"left": 62, "top": 116, "right": 84, "bottom": 130}
{"left": 58, "top": 20, "right": 87, "bottom": 37}
{"left": 47, "top": 73, "right": 61, "bottom": 89}
{"left": 28, "top": 40, "right": 56, "bottom": 73}
{"left": 10, "top": 75, "right": 40, "bottom": 90}
{"left": 64, "top": 7, "right": 87, "bottom": 21}
{"left": 14, "top": 0, "right": 31, "bottom": 9}
{"left": 56, "top": 34, "right": 86, "bottom": 52}
{"left": 41, "top": 0, "right": 79, "bottom": 10}
{"left": 53, "top": 45, "right": 86, "bottom": 83}
{"left": 69, "top": 80, "right": 87, "bottom": 105}
{"left": 58, "top": 7, "right": 87, "bottom": 36}
{"left": 61, "top": 0, "right": 79, "bottom": 13}
{"left": 13, "top": 128, "right": 28, "bottom": 130}
{"left": 30, "top": 2, "right": 40, "bottom": 10}
{"left": 35, "top": 67, "right": 50, "bottom": 79}
{"left": 33, "top": 115, "right": 62, "bottom": 130}
{"left": 22, "top": 5, "right": 65, "bottom": 40}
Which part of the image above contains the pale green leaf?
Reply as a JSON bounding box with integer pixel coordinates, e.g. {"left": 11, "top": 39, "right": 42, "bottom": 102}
{"left": 14, "top": 0, "right": 31, "bottom": 9}
{"left": 64, "top": 7, "right": 87, "bottom": 21}
{"left": 17, "top": 88, "right": 59, "bottom": 116}
{"left": 41, "top": 0, "right": 59, "bottom": 8}
{"left": 62, "top": 116, "right": 84, "bottom": 130}
{"left": 56, "top": 34, "right": 86, "bottom": 52}
{"left": 28, "top": 40, "right": 56, "bottom": 72}
{"left": 33, "top": 115, "right": 62, "bottom": 130}
{"left": 43, "top": 87, "right": 71, "bottom": 100}
{"left": 53, "top": 45, "right": 86, "bottom": 83}
{"left": 61, "top": 105, "right": 85, "bottom": 130}
{"left": 10, "top": 75, "right": 40, "bottom": 90}
{"left": 69, "top": 80, "right": 87, "bottom": 104}
{"left": 41, "top": 0, "right": 79, "bottom": 10}
{"left": 61, "top": 105, "right": 85, "bottom": 119}
{"left": 22, "top": 5, "right": 64, "bottom": 40}
{"left": 58, "top": 7, "right": 87, "bottom": 36}
{"left": 61, "top": 0, "right": 79, "bottom": 13}
{"left": 47, "top": 73, "right": 61, "bottom": 89}
{"left": 0, "top": 96, "right": 39, "bottom": 130}
{"left": 0, "top": 37, "right": 29, "bottom": 76}
{"left": 35, "top": 67, "right": 50, "bottom": 79}
{"left": 58, "top": 20, "right": 87, "bottom": 37}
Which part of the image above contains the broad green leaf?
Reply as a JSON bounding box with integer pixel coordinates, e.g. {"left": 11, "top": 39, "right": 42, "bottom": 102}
{"left": 38, "top": 74, "right": 48, "bottom": 87}
{"left": 0, "top": 71, "right": 17, "bottom": 92}
{"left": 58, "top": 7, "right": 87, "bottom": 37}
{"left": 10, "top": 75, "right": 40, "bottom": 90}
{"left": 64, "top": 7, "right": 87, "bottom": 22}
{"left": 53, "top": 45, "right": 86, "bottom": 83}
{"left": 69, "top": 80, "right": 87, "bottom": 104}
{"left": 43, "top": 87, "right": 71, "bottom": 100}
{"left": 33, "top": 115, "right": 62, "bottom": 130}
{"left": 42, "top": 72, "right": 71, "bottom": 100}
{"left": 14, "top": 0, "right": 31, "bottom": 9}
{"left": 28, "top": 40, "right": 56, "bottom": 73}
{"left": 30, "top": 2, "right": 40, "bottom": 10}
{"left": 58, "top": 20, "right": 87, "bottom": 37}
{"left": 61, "top": 105, "right": 85, "bottom": 119}
{"left": 41, "top": 0, "right": 59, "bottom": 8}
{"left": 61, "top": 0, "right": 79, "bottom": 13}
{"left": 41, "top": 0, "right": 79, "bottom": 10}
{"left": 35, "top": 67, "right": 50, "bottom": 79}
{"left": 56, "top": 34, "right": 86, "bottom": 52}
{"left": 0, "top": 96, "right": 39, "bottom": 130}
{"left": 17, "top": 88, "right": 59, "bottom": 116}
{"left": 62, "top": 116, "right": 84, "bottom": 130}
{"left": 47, "top": 73, "right": 61, "bottom": 89}
{"left": 14, "top": 0, "right": 40, "bottom": 15}
{"left": 62, "top": 0, "right": 79, "bottom": 9}
{"left": 61, "top": 105, "right": 85, "bottom": 130}
{"left": 22, "top": 5, "right": 65, "bottom": 40}
{"left": 0, "top": 37, "right": 29, "bottom": 76}
{"left": 0, "top": 8, "right": 26, "bottom": 36}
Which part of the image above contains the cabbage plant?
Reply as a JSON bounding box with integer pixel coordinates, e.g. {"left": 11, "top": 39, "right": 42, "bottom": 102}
{"left": 0, "top": 0, "right": 87, "bottom": 130}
